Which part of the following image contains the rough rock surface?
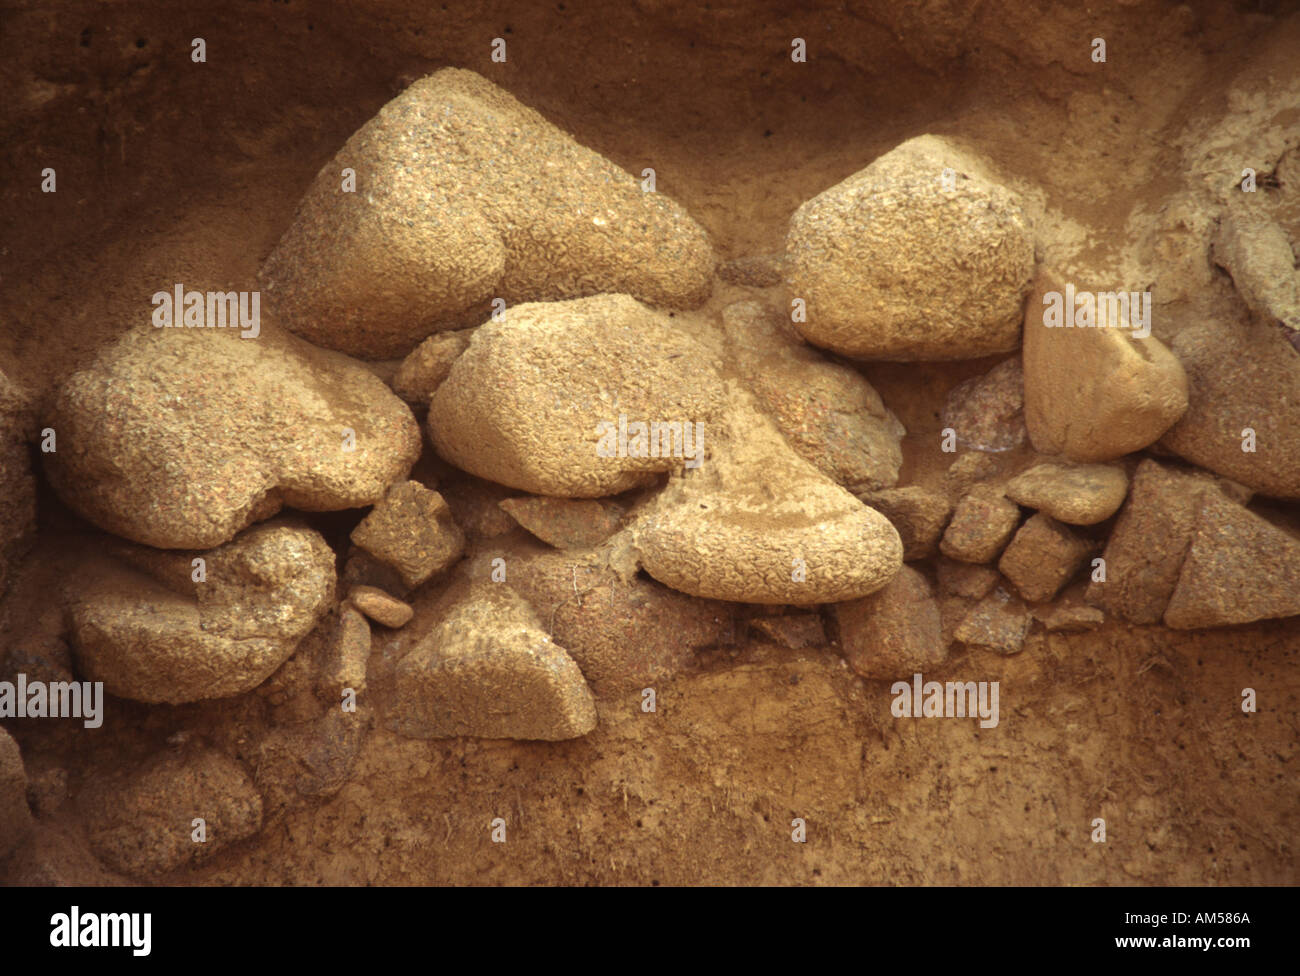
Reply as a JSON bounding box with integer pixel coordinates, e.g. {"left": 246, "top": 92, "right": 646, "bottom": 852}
{"left": 954, "top": 588, "right": 1031, "bottom": 654}
{"left": 1159, "top": 320, "right": 1300, "bottom": 500}
{"left": 941, "top": 358, "right": 1027, "bottom": 453}
{"left": 785, "top": 135, "right": 1034, "bottom": 361}
{"left": 79, "top": 745, "right": 262, "bottom": 879}
{"left": 392, "top": 330, "right": 471, "bottom": 404}
{"left": 0, "top": 370, "right": 35, "bottom": 602}
{"left": 856, "top": 486, "right": 952, "bottom": 560}
{"left": 1163, "top": 490, "right": 1300, "bottom": 629}
{"left": 936, "top": 558, "right": 1001, "bottom": 600}
{"left": 45, "top": 326, "right": 421, "bottom": 550}
{"left": 718, "top": 253, "right": 784, "bottom": 287}
{"left": 1005, "top": 462, "right": 1129, "bottom": 525}
{"left": 349, "top": 585, "right": 413, "bottom": 629}
{"left": 351, "top": 480, "right": 464, "bottom": 588}
{"left": 722, "top": 300, "right": 905, "bottom": 489}
{"left": 251, "top": 708, "right": 366, "bottom": 822}
{"left": 499, "top": 496, "right": 625, "bottom": 549}
{"left": 750, "top": 614, "right": 826, "bottom": 650}
{"left": 0, "top": 728, "right": 33, "bottom": 860}
{"left": 997, "top": 513, "right": 1093, "bottom": 603}
{"left": 429, "top": 295, "right": 727, "bottom": 497}
{"left": 1034, "top": 601, "right": 1105, "bottom": 632}
{"left": 836, "top": 566, "right": 946, "bottom": 679}
{"left": 67, "top": 521, "right": 336, "bottom": 704}
{"left": 386, "top": 583, "right": 597, "bottom": 740}
{"left": 260, "top": 68, "right": 715, "bottom": 358}
{"left": 1023, "top": 275, "right": 1189, "bottom": 462}
{"left": 1212, "top": 210, "right": 1300, "bottom": 330}
{"left": 940, "top": 485, "right": 1022, "bottom": 564}
{"left": 317, "top": 604, "right": 371, "bottom": 697}
{"left": 635, "top": 385, "right": 903, "bottom": 604}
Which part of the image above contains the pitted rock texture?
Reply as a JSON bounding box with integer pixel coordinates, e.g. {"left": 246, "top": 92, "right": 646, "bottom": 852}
{"left": 350, "top": 480, "right": 465, "bottom": 588}
{"left": 429, "top": 294, "right": 727, "bottom": 497}
{"left": 392, "top": 330, "right": 472, "bottom": 404}
{"left": 0, "top": 727, "right": 33, "bottom": 860}
{"left": 1005, "top": 462, "right": 1129, "bottom": 525}
{"left": 997, "top": 513, "right": 1093, "bottom": 603}
{"left": 785, "top": 135, "right": 1035, "bottom": 361}
{"left": 1212, "top": 210, "right": 1300, "bottom": 331}
{"left": 260, "top": 68, "right": 715, "bottom": 358}
{"left": 941, "top": 358, "right": 1028, "bottom": 453}
{"left": 67, "top": 520, "right": 336, "bottom": 704}
{"left": 940, "top": 484, "right": 1021, "bottom": 564}
{"left": 499, "top": 496, "right": 626, "bottom": 549}
{"left": 44, "top": 325, "right": 421, "bottom": 550}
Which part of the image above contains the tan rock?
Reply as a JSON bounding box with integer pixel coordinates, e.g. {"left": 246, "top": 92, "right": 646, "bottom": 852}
{"left": 941, "top": 358, "right": 1027, "bottom": 453}
{"left": 0, "top": 727, "right": 33, "bottom": 860}
{"left": 499, "top": 497, "right": 625, "bottom": 549}
{"left": 391, "top": 330, "right": 471, "bottom": 403}
{"left": 351, "top": 480, "right": 464, "bottom": 588}
{"left": 997, "top": 514, "right": 1094, "bottom": 603}
{"left": 785, "top": 135, "right": 1034, "bottom": 361}
{"left": 857, "top": 486, "right": 952, "bottom": 560}
{"left": 386, "top": 583, "right": 597, "bottom": 740}
{"left": 936, "top": 558, "right": 1001, "bottom": 600}
{"left": 1034, "top": 601, "right": 1104, "bottom": 632}
{"left": 1005, "top": 462, "right": 1128, "bottom": 525}
{"left": 1212, "top": 210, "right": 1300, "bottom": 330}
{"left": 939, "top": 485, "right": 1022, "bottom": 564}
{"left": 1023, "top": 274, "right": 1189, "bottom": 462}
{"left": 836, "top": 566, "right": 946, "bottom": 679}
{"left": 954, "top": 588, "right": 1031, "bottom": 655}
{"left": 317, "top": 604, "right": 371, "bottom": 697}
{"left": 750, "top": 614, "right": 826, "bottom": 650}
{"left": 260, "top": 68, "right": 715, "bottom": 358}
{"left": 718, "top": 254, "right": 783, "bottom": 287}
{"left": 349, "top": 585, "right": 413, "bottom": 629}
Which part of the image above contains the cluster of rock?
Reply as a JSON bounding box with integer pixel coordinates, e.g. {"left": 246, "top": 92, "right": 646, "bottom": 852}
{"left": 3, "top": 70, "right": 1298, "bottom": 878}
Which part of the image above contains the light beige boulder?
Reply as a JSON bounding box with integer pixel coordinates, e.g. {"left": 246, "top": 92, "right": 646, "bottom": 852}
{"left": 1005, "top": 462, "right": 1128, "bottom": 525}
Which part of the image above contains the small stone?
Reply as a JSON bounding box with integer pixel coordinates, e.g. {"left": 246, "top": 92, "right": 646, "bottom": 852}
{"left": 0, "top": 728, "right": 33, "bottom": 860}
{"left": 499, "top": 496, "right": 625, "bottom": 549}
{"left": 79, "top": 744, "right": 262, "bottom": 879}
{"left": 940, "top": 485, "right": 1022, "bottom": 564}
{"left": 386, "top": 583, "right": 597, "bottom": 741}
{"left": 351, "top": 480, "right": 465, "bottom": 588}
{"left": 251, "top": 708, "right": 366, "bottom": 822}
{"left": 857, "top": 486, "right": 952, "bottom": 560}
{"left": 936, "top": 558, "right": 1001, "bottom": 600}
{"left": 997, "top": 514, "right": 1094, "bottom": 603}
{"left": 750, "top": 614, "right": 827, "bottom": 650}
{"left": 945, "top": 452, "right": 1000, "bottom": 498}
{"left": 718, "top": 253, "right": 784, "bottom": 287}
{"left": 317, "top": 604, "right": 371, "bottom": 697}
{"left": 1163, "top": 490, "right": 1300, "bottom": 629}
{"left": 391, "top": 330, "right": 472, "bottom": 403}
{"left": 348, "top": 585, "right": 414, "bottom": 629}
{"left": 836, "top": 566, "right": 946, "bottom": 679}
{"left": 954, "top": 588, "right": 1031, "bottom": 655}
{"left": 941, "top": 358, "right": 1027, "bottom": 453}
{"left": 1033, "top": 603, "right": 1104, "bottom": 632}
{"left": 1212, "top": 211, "right": 1300, "bottom": 330}
{"left": 1005, "top": 462, "right": 1129, "bottom": 525}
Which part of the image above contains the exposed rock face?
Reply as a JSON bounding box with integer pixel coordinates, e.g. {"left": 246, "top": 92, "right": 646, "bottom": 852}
{"left": 67, "top": 521, "right": 336, "bottom": 705}
{"left": 954, "top": 588, "right": 1031, "bottom": 655}
{"left": 499, "top": 497, "right": 625, "bottom": 550}
{"left": 750, "top": 614, "right": 826, "bottom": 650}
{"left": 386, "top": 583, "right": 597, "bottom": 741}
{"left": 785, "top": 135, "right": 1034, "bottom": 361}
{"left": 1159, "top": 319, "right": 1300, "bottom": 500}
{"left": 79, "top": 745, "right": 262, "bottom": 879}
{"left": 1005, "top": 462, "right": 1129, "bottom": 525}
{"left": 997, "top": 513, "right": 1093, "bottom": 603}
{"left": 44, "top": 326, "right": 421, "bottom": 550}
{"left": 941, "top": 358, "right": 1027, "bottom": 453}
{"left": 348, "top": 585, "right": 413, "bottom": 629}
{"left": 722, "top": 300, "right": 905, "bottom": 490}
{"left": 260, "top": 68, "right": 715, "bottom": 358}
{"left": 1212, "top": 210, "right": 1300, "bottom": 331}
{"left": 392, "top": 330, "right": 472, "bottom": 404}
{"left": 429, "top": 295, "right": 727, "bottom": 497}
{"left": 350, "top": 480, "right": 464, "bottom": 588}
{"left": 856, "top": 486, "right": 952, "bottom": 561}
{"left": 940, "top": 485, "right": 1022, "bottom": 564}
{"left": 0, "top": 369, "right": 35, "bottom": 602}
{"left": 1022, "top": 275, "right": 1189, "bottom": 462}
{"left": 0, "top": 728, "right": 33, "bottom": 860}
{"left": 836, "top": 566, "right": 946, "bottom": 679}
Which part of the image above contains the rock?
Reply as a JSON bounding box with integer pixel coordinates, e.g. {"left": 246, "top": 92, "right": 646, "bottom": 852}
{"left": 718, "top": 254, "right": 784, "bottom": 287}
{"left": 1163, "top": 490, "right": 1300, "bottom": 629}
{"left": 342, "top": 547, "right": 411, "bottom": 600}
{"left": 1085, "top": 460, "right": 1221, "bottom": 624}
{"left": 499, "top": 496, "right": 625, "bottom": 549}
{"left": 45, "top": 326, "right": 421, "bottom": 550}
{"left": 939, "top": 485, "right": 1022, "bottom": 564}
{"left": 634, "top": 385, "right": 903, "bottom": 604}
{"left": 997, "top": 514, "right": 1093, "bottom": 603}
{"left": 750, "top": 614, "right": 826, "bottom": 650}
{"left": 785, "top": 135, "right": 1034, "bottom": 361}
{"left": 954, "top": 588, "right": 1031, "bottom": 655}
{"left": 945, "top": 452, "right": 1000, "bottom": 498}
{"left": 1005, "top": 462, "right": 1129, "bottom": 525}
{"left": 941, "top": 358, "right": 1027, "bottom": 453}
{"left": 1034, "top": 602, "right": 1104, "bottom": 632}
{"left": 252, "top": 708, "right": 365, "bottom": 821}
{"left": 836, "top": 566, "right": 946, "bottom": 679}
{"left": 391, "top": 330, "right": 471, "bottom": 403}
{"left": 1212, "top": 210, "right": 1300, "bottom": 330}
{"left": 68, "top": 521, "right": 335, "bottom": 705}
{"left": 1023, "top": 274, "right": 1189, "bottom": 462}
{"left": 317, "top": 604, "right": 371, "bottom": 698}
{"left": 260, "top": 68, "right": 715, "bottom": 358}
{"left": 80, "top": 744, "right": 262, "bottom": 879}
{"left": 351, "top": 480, "right": 465, "bottom": 588}
{"left": 429, "top": 295, "right": 727, "bottom": 497}
{"left": 857, "top": 486, "right": 952, "bottom": 560}
{"left": 1159, "top": 319, "right": 1300, "bottom": 500}
{"left": 348, "top": 585, "right": 412, "bottom": 629}
{"left": 26, "top": 767, "right": 69, "bottom": 818}
{"left": 722, "top": 300, "right": 905, "bottom": 490}
{"left": 0, "top": 727, "right": 33, "bottom": 860}
{"left": 936, "top": 558, "right": 1001, "bottom": 600}
{"left": 0, "top": 369, "right": 35, "bottom": 601}
{"left": 386, "top": 583, "right": 597, "bottom": 740}
{"left": 475, "top": 540, "right": 733, "bottom": 696}
{"left": 439, "top": 478, "right": 520, "bottom": 541}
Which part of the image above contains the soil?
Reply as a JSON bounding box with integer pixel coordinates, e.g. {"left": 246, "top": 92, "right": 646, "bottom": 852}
{"left": 1, "top": 0, "right": 1297, "bottom": 884}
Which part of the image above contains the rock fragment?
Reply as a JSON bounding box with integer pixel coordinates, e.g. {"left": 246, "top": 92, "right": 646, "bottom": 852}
{"left": 348, "top": 586, "right": 413, "bottom": 629}
{"left": 316, "top": 604, "right": 371, "bottom": 697}
{"left": 718, "top": 254, "right": 784, "bottom": 287}
{"left": 0, "top": 369, "right": 35, "bottom": 602}
{"left": 1005, "top": 462, "right": 1128, "bottom": 525}
{"left": 0, "top": 728, "right": 33, "bottom": 860}
{"left": 1034, "top": 602, "right": 1104, "bottom": 632}
{"left": 857, "top": 486, "right": 952, "bottom": 560}
{"left": 939, "top": 485, "right": 1021, "bottom": 564}
{"left": 391, "top": 330, "right": 471, "bottom": 404}
{"left": 351, "top": 480, "right": 464, "bottom": 588}
{"left": 750, "top": 614, "right": 826, "bottom": 650}
{"left": 785, "top": 135, "right": 1034, "bottom": 361}
{"left": 941, "top": 358, "right": 1027, "bottom": 453}
{"left": 836, "top": 566, "right": 946, "bottom": 679}
{"left": 499, "top": 496, "right": 625, "bottom": 550}
{"left": 936, "top": 558, "right": 1001, "bottom": 600}
{"left": 954, "top": 588, "right": 1032, "bottom": 655}
{"left": 1212, "top": 210, "right": 1300, "bottom": 330}
{"left": 997, "top": 514, "right": 1093, "bottom": 603}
